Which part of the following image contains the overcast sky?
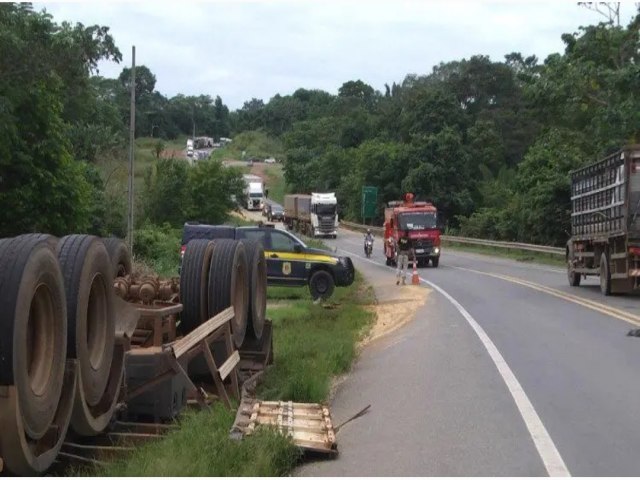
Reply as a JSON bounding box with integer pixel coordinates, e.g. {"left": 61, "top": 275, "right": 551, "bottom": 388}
{"left": 36, "top": 1, "right": 638, "bottom": 110}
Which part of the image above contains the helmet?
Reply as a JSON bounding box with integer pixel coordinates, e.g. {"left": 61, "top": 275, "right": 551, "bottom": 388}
{"left": 367, "top": 229, "right": 371, "bottom": 234}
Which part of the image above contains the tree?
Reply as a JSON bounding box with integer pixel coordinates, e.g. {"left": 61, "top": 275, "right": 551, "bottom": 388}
{"left": 401, "top": 128, "right": 474, "bottom": 226}
{"left": 212, "top": 95, "right": 230, "bottom": 138}
{"left": 142, "top": 158, "right": 190, "bottom": 227}
{"left": 119, "top": 65, "right": 156, "bottom": 100}
{"left": 0, "top": 3, "right": 120, "bottom": 236}
{"left": 188, "top": 162, "right": 244, "bottom": 224}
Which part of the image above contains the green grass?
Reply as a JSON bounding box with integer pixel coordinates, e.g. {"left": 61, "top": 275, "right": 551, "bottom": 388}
{"left": 97, "top": 404, "right": 300, "bottom": 476}
{"left": 210, "top": 147, "right": 237, "bottom": 162}
{"left": 211, "top": 131, "right": 285, "bottom": 163}
{"left": 443, "top": 240, "right": 565, "bottom": 267}
{"left": 264, "top": 165, "right": 286, "bottom": 204}
{"left": 259, "top": 273, "right": 374, "bottom": 403}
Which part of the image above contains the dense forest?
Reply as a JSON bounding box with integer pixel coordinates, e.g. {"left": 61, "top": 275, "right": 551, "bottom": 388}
{"left": 2, "top": 2, "right": 639, "bottom": 247}
{"left": 230, "top": 7, "right": 640, "bottom": 246}
{"left": 0, "top": 3, "right": 239, "bottom": 240}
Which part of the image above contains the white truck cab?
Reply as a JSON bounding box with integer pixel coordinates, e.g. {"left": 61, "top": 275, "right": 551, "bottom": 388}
{"left": 311, "top": 192, "right": 338, "bottom": 238}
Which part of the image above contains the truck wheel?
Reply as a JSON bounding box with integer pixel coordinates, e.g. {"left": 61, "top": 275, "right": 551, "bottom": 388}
{"left": 567, "top": 264, "right": 581, "bottom": 287}
{"left": 0, "top": 236, "right": 77, "bottom": 475}
{"left": 566, "top": 242, "right": 580, "bottom": 287}
{"left": 208, "top": 240, "right": 249, "bottom": 348}
{"left": 431, "top": 257, "right": 439, "bottom": 268}
{"left": 102, "top": 237, "right": 132, "bottom": 278}
{"left": 57, "top": 235, "right": 122, "bottom": 436}
{"left": 243, "top": 240, "right": 267, "bottom": 340}
{"left": 600, "top": 252, "right": 611, "bottom": 296}
{"left": 0, "top": 236, "right": 66, "bottom": 440}
{"left": 309, "top": 270, "right": 335, "bottom": 300}
{"left": 180, "top": 240, "right": 215, "bottom": 334}
{"left": 568, "top": 270, "right": 581, "bottom": 287}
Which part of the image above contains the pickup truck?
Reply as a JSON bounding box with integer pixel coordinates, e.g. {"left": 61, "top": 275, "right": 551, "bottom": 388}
{"left": 180, "top": 223, "right": 354, "bottom": 300}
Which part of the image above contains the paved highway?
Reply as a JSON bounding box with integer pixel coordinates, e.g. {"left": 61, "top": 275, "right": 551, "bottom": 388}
{"left": 297, "top": 228, "right": 640, "bottom": 476}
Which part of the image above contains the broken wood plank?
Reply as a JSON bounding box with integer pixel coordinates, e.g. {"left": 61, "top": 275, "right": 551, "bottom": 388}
{"left": 171, "top": 307, "right": 234, "bottom": 359}
{"left": 219, "top": 351, "right": 240, "bottom": 381}
{"left": 202, "top": 339, "right": 231, "bottom": 409}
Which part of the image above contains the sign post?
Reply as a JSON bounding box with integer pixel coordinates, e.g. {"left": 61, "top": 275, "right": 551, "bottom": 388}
{"left": 361, "top": 186, "right": 378, "bottom": 225}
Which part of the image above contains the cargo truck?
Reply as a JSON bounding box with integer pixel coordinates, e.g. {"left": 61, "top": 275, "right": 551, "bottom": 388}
{"left": 567, "top": 145, "right": 640, "bottom": 295}
{"left": 243, "top": 174, "right": 265, "bottom": 211}
{"left": 284, "top": 193, "right": 338, "bottom": 238}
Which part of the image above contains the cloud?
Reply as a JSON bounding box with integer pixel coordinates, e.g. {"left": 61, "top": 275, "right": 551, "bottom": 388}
{"left": 36, "top": 1, "right": 638, "bottom": 109}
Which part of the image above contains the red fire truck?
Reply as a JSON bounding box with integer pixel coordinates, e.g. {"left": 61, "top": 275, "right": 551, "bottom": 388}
{"left": 383, "top": 193, "right": 441, "bottom": 268}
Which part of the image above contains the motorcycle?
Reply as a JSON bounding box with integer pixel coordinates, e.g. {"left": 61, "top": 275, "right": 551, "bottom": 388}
{"left": 364, "top": 238, "right": 373, "bottom": 258}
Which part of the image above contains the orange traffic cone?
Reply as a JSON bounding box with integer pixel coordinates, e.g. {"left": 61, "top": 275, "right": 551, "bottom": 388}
{"left": 412, "top": 258, "right": 420, "bottom": 285}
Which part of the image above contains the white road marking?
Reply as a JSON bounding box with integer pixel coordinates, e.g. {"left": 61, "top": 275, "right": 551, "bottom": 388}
{"left": 338, "top": 244, "right": 571, "bottom": 477}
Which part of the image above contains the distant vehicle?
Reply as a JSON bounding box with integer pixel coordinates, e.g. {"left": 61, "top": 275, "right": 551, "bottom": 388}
{"left": 264, "top": 157, "right": 276, "bottom": 164}
{"left": 194, "top": 136, "right": 214, "bottom": 149}
{"left": 187, "top": 147, "right": 194, "bottom": 157}
{"left": 268, "top": 205, "right": 284, "bottom": 222}
{"left": 213, "top": 142, "right": 221, "bottom": 148}
{"left": 284, "top": 192, "right": 339, "bottom": 238}
{"left": 243, "top": 174, "right": 264, "bottom": 210}
{"left": 247, "top": 159, "right": 253, "bottom": 166}
{"left": 180, "top": 223, "right": 354, "bottom": 300}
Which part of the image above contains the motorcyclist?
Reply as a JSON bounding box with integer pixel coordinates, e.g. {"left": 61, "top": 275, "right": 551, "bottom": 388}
{"left": 364, "top": 229, "right": 374, "bottom": 254}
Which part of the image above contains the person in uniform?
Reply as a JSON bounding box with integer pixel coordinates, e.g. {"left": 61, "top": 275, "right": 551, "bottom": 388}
{"left": 396, "top": 230, "right": 415, "bottom": 285}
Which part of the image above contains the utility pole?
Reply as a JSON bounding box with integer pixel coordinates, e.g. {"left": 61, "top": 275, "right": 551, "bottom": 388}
{"left": 127, "top": 46, "right": 136, "bottom": 254}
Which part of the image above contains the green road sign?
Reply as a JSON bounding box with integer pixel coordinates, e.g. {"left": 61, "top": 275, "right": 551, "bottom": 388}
{"left": 361, "top": 186, "right": 378, "bottom": 220}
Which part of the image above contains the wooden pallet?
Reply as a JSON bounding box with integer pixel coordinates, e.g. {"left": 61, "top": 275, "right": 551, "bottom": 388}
{"left": 232, "top": 400, "right": 337, "bottom": 456}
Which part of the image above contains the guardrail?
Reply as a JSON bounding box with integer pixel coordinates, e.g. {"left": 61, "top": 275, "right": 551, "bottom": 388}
{"left": 339, "top": 220, "right": 564, "bottom": 256}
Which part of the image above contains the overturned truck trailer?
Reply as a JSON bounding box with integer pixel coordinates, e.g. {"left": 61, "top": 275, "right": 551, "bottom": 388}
{"left": 567, "top": 145, "right": 640, "bottom": 295}
{"left": 0, "top": 234, "right": 271, "bottom": 475}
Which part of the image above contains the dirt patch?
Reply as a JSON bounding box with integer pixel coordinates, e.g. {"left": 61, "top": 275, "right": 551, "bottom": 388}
{"left": 328, "top": 284, "right": 428, "bottom": 401}
{"left": 360, "top": 285, "right": 429, "bottom": 348}
{"left": 230, "top": 210, "right": 249, "bottom": 221}
{"left": 160, "top": 149, "right": 184, "bottom": 159}
{"left": 248, "top": 163, "right": 272, "bottom": 180}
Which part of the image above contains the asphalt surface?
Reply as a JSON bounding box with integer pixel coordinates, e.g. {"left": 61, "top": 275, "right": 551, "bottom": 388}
{"left": 296, "top": 228, "right": 640, "bottom": 476}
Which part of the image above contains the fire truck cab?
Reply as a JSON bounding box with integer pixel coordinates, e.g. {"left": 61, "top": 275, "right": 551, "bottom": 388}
{"left": 383, "top": 193, "right": 441, "bottom": 268}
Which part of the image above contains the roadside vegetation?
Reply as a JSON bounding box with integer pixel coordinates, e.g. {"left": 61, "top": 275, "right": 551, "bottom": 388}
{"left": 443, "top": 240, "right": 565, "bottom": 268}
{"left": 260, "top": 273, "right": 374, "bottom": 402}
{"left": 263, "top": 164, "right": 287, "bottom": 204}
{"left": 211, "top": 130, "right": 285, "bottom": 162}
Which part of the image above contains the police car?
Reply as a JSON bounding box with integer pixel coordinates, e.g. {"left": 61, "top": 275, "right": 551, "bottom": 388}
{"left": 180, "top": 223, "right": 354, "bottom": 300}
